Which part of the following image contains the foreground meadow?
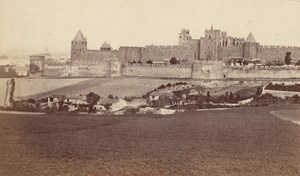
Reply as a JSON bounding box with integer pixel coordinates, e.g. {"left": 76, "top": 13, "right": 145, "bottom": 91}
{"left": 0, "top": 105, "right": 299, "bottom": 176}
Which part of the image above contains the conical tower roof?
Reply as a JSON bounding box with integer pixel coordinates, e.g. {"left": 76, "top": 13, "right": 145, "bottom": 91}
{"left": 73, "top": 30, "right": 86, "bottom": 41}
{"left": 245, "top": 33, "right": 256, "bottom": 43}
{"left": 101, "top": 41, "right": 111, "bottom": 48}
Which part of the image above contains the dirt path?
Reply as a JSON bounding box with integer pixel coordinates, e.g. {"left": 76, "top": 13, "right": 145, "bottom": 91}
{"left": 270, "top": 110, "right": 300, "bottom": 126}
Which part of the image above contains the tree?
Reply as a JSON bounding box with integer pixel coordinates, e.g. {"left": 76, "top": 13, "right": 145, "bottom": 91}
{"left": 86, "top": 92, "right": 100, "bottom": 113}
{"left": 243, "top": 59, "right": 248, "bottom": 66}
{"left": 27, "top": 98, "right": 37, "bottom": 104}
{"left": 229, "top": 91, "right": 234, "bottom": 100}
{"left": 108, "top": 94, "right": 114, "bottom": 99}
{"left": 284, "top": 52, "right": 292, "bottom": 65}
{"left": 295, "top": 60, "right": 300, "bottom": 66}
{"left": 57, "top": 96, "right": 65, "bottom": 111}
{"left": 236, "top": 94, "right": 240, "bottom": 100}
{"left": 256, "top": 86, "right": 263, "bottom": 96}
{"left": 169, "top": 57, "right": 179, "bottom": 65}
{"left": 207, "top": 91, "right": 210, "bottom": 97}
{"left": 206, "top": 91, "right": 211, "bottom": 103}
{"left": 146, "top": 60, "right": 153, "bottom": 64}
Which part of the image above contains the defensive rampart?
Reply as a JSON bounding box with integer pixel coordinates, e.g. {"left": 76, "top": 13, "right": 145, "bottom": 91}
{"left": 119, "top": 45, "right": 197, "bottom": 63}
{"left": 218, "top": 46, "right": 244, "bottom": 60}
{"left": 223, "top": 66, "right": 300, "bottom": 79}
{"left": 122, "top": 64, "right": 192, "bottom": 78}
{"left": 192, "top": 60, "right": 224, "bottom": 79}
{"left": 42, "top": 59, "right": 121, "bottom": 78}
{"left": 258, "top": 45, "right": 300, "bottom": 62}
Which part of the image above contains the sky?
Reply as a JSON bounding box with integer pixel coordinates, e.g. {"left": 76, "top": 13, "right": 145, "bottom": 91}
{"left": 0, "top": 0, "right": 300, "bottom": 55}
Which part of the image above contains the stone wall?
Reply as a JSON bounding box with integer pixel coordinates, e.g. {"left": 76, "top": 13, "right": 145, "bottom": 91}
{"left": 257, "top": 45, "right": 300, "bottom": 62}
{"left": 218, "top": 46, "right": 244, "bottom": 60}
{"left": 262, "top": 88, "right": 300, "bottom": 98}
{"left": 119, "top": 47, "right": 142, "bottom": 63}
{"left": 223, "top": 67, "right": 300, "bottom": 79}
{"left": 192, "top": 60, "right": 224, "bottom": 79}
{"left": 73, "top": 49, "right": 119, "bottom": 66}
{"left": 43, "top": 66, "right": 67, "bottom": 77}
{"left": 119, "top": 45, "right": 197, "bottom": 63}
{"left": 122, "top": 64, "right": 192, "bottom": 78}
{"left": 42, "top": 59, "right": 121, "bottom": 78}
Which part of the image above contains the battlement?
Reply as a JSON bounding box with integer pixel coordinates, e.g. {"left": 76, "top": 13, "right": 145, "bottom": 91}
{"left": 119, "top": 46, "right": 143, "bottom": 49}
{"left": 260, "top": 45, "right": 300, "bottom": 49}
{"left": 220, "top": 45, "right": 244, "bottom": 48}
{"left": 145, "top": 45, "right": 183, "bottom": 49}
{"left": 225, "top": 65, "right": 300, "bottom": 71}
{"left": 124, "top": 63, "right": 192, "bottom": 68}
{"left": 193, "top": 60, "right": 223, "bottom": 64}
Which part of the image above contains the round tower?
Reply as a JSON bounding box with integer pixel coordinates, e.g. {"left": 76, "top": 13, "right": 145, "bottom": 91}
{"left": 71, "top": 30, "right": 87, "bottom": 63}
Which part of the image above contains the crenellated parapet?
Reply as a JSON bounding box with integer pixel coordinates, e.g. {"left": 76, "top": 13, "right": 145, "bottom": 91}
{"left": 144, "top": 45, "right": 184, "bottom": 49}
{"left": 124, "top": 63, "right": 192, "bottom": 68}
{"left": 260, "top": 45, "right": 300, "bottom": 49}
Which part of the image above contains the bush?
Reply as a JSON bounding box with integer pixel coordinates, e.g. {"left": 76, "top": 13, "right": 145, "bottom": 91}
{"left": 12, "top": 101, "right": 36, "bottom": 112}
{"left": 27, "top": 98, "right": 37, "bottom": 104}
{"left": 169, "top": 57, "right": 180, "bottom": 65}
{"left": 104, "top": 103, "right": 112, "bottom": 110}
{"left": 146, "top": 60, "right": 153, "bottom": 64}
{"left": 108, "top": 94, "right": 114, "bottom": 99}
{"left": 158, "top": 84, "right": 166, "bottom": 89}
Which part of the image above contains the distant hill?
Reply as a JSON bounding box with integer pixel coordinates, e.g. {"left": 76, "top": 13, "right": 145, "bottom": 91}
{"left": 0, "top": 55, "right": 8, "bottom": 60}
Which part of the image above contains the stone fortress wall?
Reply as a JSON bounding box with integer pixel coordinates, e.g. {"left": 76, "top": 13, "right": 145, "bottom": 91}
{"left": 122, "top": 64, "right": 192, "bottom": 79}
{"left": 35, "top": 27, "right": 300, "bottom": 79}
{"left": 119, "top": 44, "right": 198, "bottom": 63}
{"left": 257, "top": 45, "right": 300, "bottom": 62}
{"left": 217, "top": 45, "right": 244, "bottom": 60}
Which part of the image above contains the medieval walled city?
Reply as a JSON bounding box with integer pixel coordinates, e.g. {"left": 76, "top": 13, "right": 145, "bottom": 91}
{"left": 28, "top": 26, "right": 300, "bottom": 80}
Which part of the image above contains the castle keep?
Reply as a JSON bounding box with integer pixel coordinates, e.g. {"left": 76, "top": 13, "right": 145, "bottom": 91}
{"left": 70, "top": 26, "right": 300, "bottom": 64}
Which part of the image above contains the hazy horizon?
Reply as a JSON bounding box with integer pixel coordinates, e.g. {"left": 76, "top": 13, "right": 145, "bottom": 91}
{"left": 1, "top": 0, "right": 300, "bottom": 55}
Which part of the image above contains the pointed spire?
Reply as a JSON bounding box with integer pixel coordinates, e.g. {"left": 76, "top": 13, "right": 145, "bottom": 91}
{"left": 73, "top": 30, "right": 86, "bottom": 41}
{"left": 245, "top": 33, "right": 256, "bottom": 43}
{"left": 211, "top": 24, "right": 213, "bottom": 30}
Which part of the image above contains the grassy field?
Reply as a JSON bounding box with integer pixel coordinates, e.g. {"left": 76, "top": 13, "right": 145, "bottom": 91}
{"left": 0, "top": 105, "right": 299, "bottom": 175}
{"left": 0, "top": 78, "right": 89, "bottom": 106}
{"left": 0, "top": 77, "right": 264, "bottom": 104}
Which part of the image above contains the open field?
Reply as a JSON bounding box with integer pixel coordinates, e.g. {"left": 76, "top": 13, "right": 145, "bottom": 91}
{"left": 0, "top": 77, "right": 299, "bottom": 107}
{"left": 0, "top": 78, "right": 90, "bottom": 106}
{"left": 0, "top": 105, "right": 299, "bottom": 175}
{"left": 0, "top": 77, "right": 265, "bottom": 104}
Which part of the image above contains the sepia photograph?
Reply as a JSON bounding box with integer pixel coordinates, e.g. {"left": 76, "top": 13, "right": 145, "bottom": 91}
{"left": 0, "top": 0, "right": 300, "bottom": 175}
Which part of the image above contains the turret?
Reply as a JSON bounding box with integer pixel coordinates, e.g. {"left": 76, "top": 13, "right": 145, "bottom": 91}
{"left": 243, "top": 33, "right": 259, "bottom": 60}
{"left": 100, "top": 41, "right": 112, "bottom": 51}
{"left": 178, "top": 29, "right": 192, "bottom": 45}
{"left": 71, "top": 30, "right": 87, "bottom": 63}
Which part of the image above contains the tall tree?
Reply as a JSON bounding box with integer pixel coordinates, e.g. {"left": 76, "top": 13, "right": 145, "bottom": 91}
{"left": 284, "top": 52, "right": 292, "bottom": 65}
{"left": 86, "top": 92, "right": 100, "bottom": 113}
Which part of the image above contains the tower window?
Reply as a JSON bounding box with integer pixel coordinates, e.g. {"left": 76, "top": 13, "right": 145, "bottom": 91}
{"left": 209, "top": 35, "right": 211, "bottom": 39}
